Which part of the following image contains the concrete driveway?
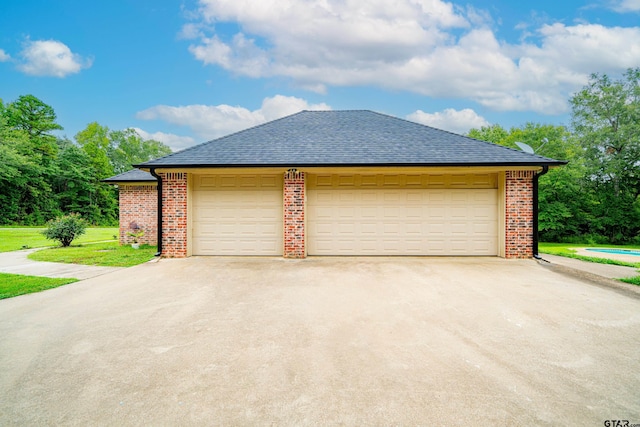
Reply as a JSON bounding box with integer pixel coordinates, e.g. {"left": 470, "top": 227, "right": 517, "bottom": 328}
{"left": 1, "top": 257, "right": 639, "bottom": 425}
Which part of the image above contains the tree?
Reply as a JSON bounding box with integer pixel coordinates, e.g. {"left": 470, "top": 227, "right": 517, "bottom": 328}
{"left": 75, "top": 122, "right": 114, "bottom": 179}
{"left": 3, "top": 94, "right": 62, "bottom": 162}
{"left": 570, "top": 68, "right": 640, "bottom": 242}
{"left": 469, "top": 122, "right": 590, "bottom": 241}
{"left": 0, "top": 111, "right": 59, "bottom": 224}
{"left": 108, "top": 128, "right": 172, "bottom": 174}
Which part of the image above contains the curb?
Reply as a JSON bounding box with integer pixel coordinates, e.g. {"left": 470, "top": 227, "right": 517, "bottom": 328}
{"left": 537, "top": 258, "right": 640, "bottom": 299}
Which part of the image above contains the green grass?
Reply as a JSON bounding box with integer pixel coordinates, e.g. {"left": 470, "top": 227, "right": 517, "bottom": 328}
{"left": 540, "top": 242, "right": 640, "bottom": 286}
{"left": 620, "top": 276, "right": 640, "bottom": 286}
{"left": 0, "top": 273, "right": 78, "bottom": 299}
{"left": 0, "top": 227, "right": 118, "bottom": 252}
{"left": 28, "top": 242, "right": 157, "bottom": 267}
{"left": 539, "top": 243, "right": 640, "bottom": 268}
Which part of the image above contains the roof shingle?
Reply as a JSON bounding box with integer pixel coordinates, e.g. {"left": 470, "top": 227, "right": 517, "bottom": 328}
{"left": 102, "top": 169, "right": 157, "bottom": 183}
{"left": 136, "top": 110, "right": 565, "bottom": 168}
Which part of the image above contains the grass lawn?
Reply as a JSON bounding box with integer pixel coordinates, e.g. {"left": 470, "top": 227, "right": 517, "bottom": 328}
{"left": 539, "top": 242, "right": 640, "bottom": 268}
{"left": 28, "top": 242, "right": 157, "bottom": 267}
{"left": 540, "top": 242, "right": 640, "bottom": 286}
{"left": 0, "top": 227, "right": 118, "bottom": 252}
{"left": 0, "top": 273, "right": 78, "bottom": 300}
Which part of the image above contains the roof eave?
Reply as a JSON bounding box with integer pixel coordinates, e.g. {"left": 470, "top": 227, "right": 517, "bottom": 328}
{"left": 135, "top": 161, "right": 567, "bottom": 169}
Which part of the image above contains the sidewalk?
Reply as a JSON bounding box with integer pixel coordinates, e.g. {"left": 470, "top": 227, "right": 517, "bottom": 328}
{"left": 538, "top": 253, "right": 640, "bottom": 297}
{"left": 0, "top": 249, "right": 122, "bottom": 280}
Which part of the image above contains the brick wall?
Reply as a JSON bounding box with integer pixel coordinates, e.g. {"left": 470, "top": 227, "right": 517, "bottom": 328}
{"left": 505, "top": 170, "right": 534, "bottom": 258}
{"left": 160, "top": 172, "right": 188, "bottom": 258}
{"left": 118, "top": 185, "right": 157, "bottom": 246}
{"left": 283, "top": 170, "right": 306, "bottom": 258}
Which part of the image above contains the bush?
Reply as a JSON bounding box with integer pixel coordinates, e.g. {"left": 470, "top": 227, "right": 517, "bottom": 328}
{"left": 41, "top": 213, "right": 88, "bottom": 247}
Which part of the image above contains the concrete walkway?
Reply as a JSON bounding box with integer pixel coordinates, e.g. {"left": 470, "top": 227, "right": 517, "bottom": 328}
{"left": 538, "top": 253, "right": 640, "bottom": 297}
{"left": 0, "top": 248, "right": 123, "bottom": 280}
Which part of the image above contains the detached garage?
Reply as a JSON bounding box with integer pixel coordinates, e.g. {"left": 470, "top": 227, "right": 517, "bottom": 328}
{"left": 106, "top": 110, "right": 564, "bottom": 259}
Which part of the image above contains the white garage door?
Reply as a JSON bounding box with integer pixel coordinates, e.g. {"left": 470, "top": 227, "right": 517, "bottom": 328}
{"left": 192, "top": 174, "right": 283, "bottom": 255}
{"left": 307, "top": 174, "right": 498, "bottom": 256}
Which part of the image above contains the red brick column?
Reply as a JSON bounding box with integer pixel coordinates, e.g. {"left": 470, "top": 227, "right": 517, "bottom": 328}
{"left": 118, "top": 185, "right": 157, "bottom": 246}
{"left": 160, "top": 172, "right": 188, "bottom": 258}
{"left": 283, "top": 169, "right": 306, "bottom": 258}
{"left": 505, "top": 170, "right": 534, "bottom": 258}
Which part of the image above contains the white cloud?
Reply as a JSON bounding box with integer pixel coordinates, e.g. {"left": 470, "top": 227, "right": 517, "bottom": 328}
{"left": 0, "top": 49, "right": 10, "bottom": 62}
{"left": 184, "top": 0, "right": 640, "bottom": 115}
{"left": 18, "top": 39, "right": 91, "bottom": 77}
{"left": 132, "top": 128, "right": 196, "bottom": 151}
{"left": 407, "top": 108, "right": 489, "bottom": 134}
{"left": 136, "top": 95, "right": 331, "bottom": 140}
{"left": 610, "top": 0, "right": 640, "bottom": 12}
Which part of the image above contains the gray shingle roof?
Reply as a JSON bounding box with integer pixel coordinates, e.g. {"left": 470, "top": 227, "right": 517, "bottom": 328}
{"left": 136, "top": 110, "right": 565, "bottom": 168}
{"left": 102, "top": 169, "right": 157, "bottom": 183}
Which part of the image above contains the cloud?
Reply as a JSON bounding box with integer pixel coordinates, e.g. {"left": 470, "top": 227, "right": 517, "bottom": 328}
{"left": 18, "top": 39, "right": 92, "bottom": 77}
{"left": 0, "top": 49, "right": 10, "bottom": 62}
{"left": 132, "top": 128, "right": 196, "bottom": 151}
{"left": 184, "top": 0, "right": 640, "bottom": 115}
{"left": 407, "top": 108, "right": 489, "bottom": 135}
{"left": 136, "top": 95, "right": 331, "bottom": 140}
{"left": 609, "top": 0, "right": 640, "bottom": 12}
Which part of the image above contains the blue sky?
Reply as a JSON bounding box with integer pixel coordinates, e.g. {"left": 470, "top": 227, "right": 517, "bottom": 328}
{"left": 1, "top": 0, "right": 639, "bottom": 150}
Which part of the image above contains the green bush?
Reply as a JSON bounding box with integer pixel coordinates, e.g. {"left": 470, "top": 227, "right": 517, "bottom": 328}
{"left": 41, "top": 213, "right": 88, "bottom": 247}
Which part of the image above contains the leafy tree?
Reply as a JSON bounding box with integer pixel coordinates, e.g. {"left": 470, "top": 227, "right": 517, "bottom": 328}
{"left": 3, "top": 94, "right": 62, "bottom": 162}
{"left": 570, "top": 68, "right": 640, "bottom": 242}
{"left": 75, "top": 122, "right": 114, "bottom": 179}
{"left": 108, "top": 128, "right": 172, "bottom": 174}
{"left": 469, "top": 122, "right": 589, "bottom": 241}
{"left": 0, "top": 112, "right": 59, "bottom": 224}
{"left": 74, "top": 123, "right": 172, "bottom": 176}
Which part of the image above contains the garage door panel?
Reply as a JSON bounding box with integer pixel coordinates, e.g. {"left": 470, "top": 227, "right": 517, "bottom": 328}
{"left": 308, "top": 178, "right": 498, "bottom": 256}
{"left": 193, "top": 175, "right": 282, "bottom": 255}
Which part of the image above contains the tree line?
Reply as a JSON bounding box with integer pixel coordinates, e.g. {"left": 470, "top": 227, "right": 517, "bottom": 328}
{"left": 469, "top": 68, "right": 640, "bottom": 244}
{"left": 1, "top": 68, "right": 639, "bottom": 243}
{"left": 0, "top": 95, "right": 172, "bottom": 225}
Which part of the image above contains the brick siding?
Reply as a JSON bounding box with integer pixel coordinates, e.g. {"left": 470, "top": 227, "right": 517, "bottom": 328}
{"left": 283, "top": 170, "right": 306, "bottom": 258}
{"left": 160, "top": 172, "right": 188, "bottom": 258}
{"left": 120, "top": 170, "right": 537, "bottom": 259}
{"left": 118, "top": 185, "right": 157, "bottom": 246}
{"left": 505, "top": 170, "right": 534, "bottom": 258}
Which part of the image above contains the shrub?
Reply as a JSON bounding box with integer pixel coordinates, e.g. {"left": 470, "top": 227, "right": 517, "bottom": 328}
{"left": 41, "top": 213, "right": 88, "bottom": 247}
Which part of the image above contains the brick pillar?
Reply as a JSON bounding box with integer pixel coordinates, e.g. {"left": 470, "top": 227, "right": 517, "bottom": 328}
{"left": 283, "top": 169, "right": 306, "bottom": 258}
{"left": 505, "top": 170, "right": 534, "bottom": 259}
{"left": 118, "top": 185, "right": 158, "bottom": 246}
{"left": 160, "top": 172, "right": 188, "bottom": 258}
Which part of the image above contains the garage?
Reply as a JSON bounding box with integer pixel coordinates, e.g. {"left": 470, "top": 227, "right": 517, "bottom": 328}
{"left": 307, "top": 173, "right": 498, "bottom": 256}
{"left": 127, "top": 110, "right": 564, "bottom": 259}
{"left": 191, "top": 174, "right": 283, "bottom": 255}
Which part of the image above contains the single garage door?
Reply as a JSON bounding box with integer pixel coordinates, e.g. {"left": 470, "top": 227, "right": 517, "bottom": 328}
{"left": 192, "top": 174, "right": 283, "bottom": 255}
{"left": 307, "top": 173, "right": 498, "bottom": 256}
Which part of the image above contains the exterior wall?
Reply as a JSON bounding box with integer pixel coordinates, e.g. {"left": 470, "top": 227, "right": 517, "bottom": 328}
{"left": 161, "top": 172, "right": 188, "bottom": 258}
{"left": 118, "top": 184, "right": 157, "bottom": 246}
{"left": 504, "top": 170, "right": 534, "bottom": 259}
{"left": 283, "top": 169, "right": 306, "bottom": 258}
{"left": 147, "top": 167, "right": 537, "bottom": 259}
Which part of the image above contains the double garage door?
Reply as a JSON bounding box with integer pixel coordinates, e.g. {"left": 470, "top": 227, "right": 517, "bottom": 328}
{"left": 192, "top": 173, "right": 498, "bottom": 256}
